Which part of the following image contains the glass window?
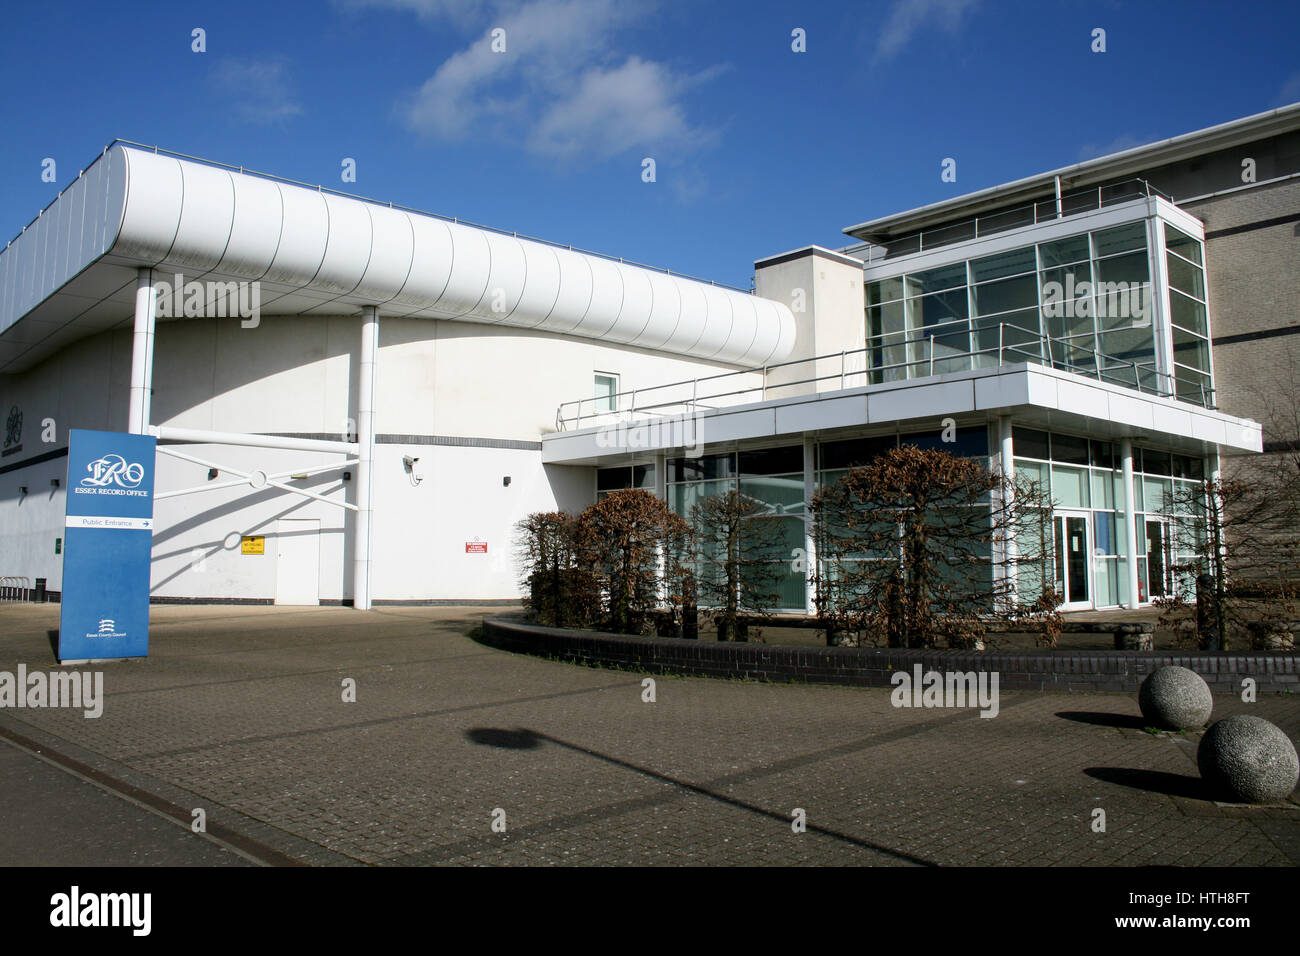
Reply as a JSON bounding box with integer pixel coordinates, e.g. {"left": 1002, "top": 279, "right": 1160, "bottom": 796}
{"left": 1140, "top": 450, "right": 1171, "bottom": 477}
{"left": 1166, "top": 253, "right": 1205, "bottom": 299}
{"left": 1172, "top": 326, "right": 1211, "bottom": 372}
{"left": 669, "top": 479, "right": 734, "bottom": 516}
{"left": 669, "top": 453, "right": 736, "bottom": 483}
{"left": 633, "top": 464, "right": 656, "bottom": 489}
{"left": 972, "top": 273, "right": 1038, "bottom": 316}
{"left": 738, "top": 445, "right": 803, "bottom": 477}
{"left": 1090, "top": 470, "right": 1115, "bottom": 509}
{"left": 1092, "top": 222, "right": 1147, "bottom": 258}
{"left": 1099, "top": 325, "right": 1156, "bottom": 363}
{"left": 865, "top": 277, "right": 906, "bottom": 305}
{"left": 1052, "top": 433, "right": 1090, "bottom": 465}
{"left": 1164, "top": 224, "right": 1203, "bottom": 265}
{"left": 1094, "top": 251, "right": 1149, "bottom": 285}
{"left": 1174, "top": 366, "right": 1213, "bottom": 405}
{"left": 868, "top": 300, "right": 907, "bottom": 337}
{"left": 594, "top": 372, "right": 618, "bottom": 412}
{"left": 970, "top": 247, "right": 1037, "bottom": 283}
{"left": 1169, "top": 290, "right": 1208, "bottom": 336}
{"left": 901, "top": 425, "right": 989, "bottom": 458}
{"left": 597, "top": 467, "right": 631, "bottom": 491}
{"left": 738, "top": 476, "right": 805, "bottom": 515}
{"left": 907, "top": 262, "right": 967, "bottom": 294}
{"left": 1052, "top": 465, "right": 1090, "bottom": 508}
{"left": 1039, "top": 234, "right": 1091, "bottom": 268}
{"left": 1090, "top": 440, "right": 1116, "bottom": 469}
{"left": 910, "top": 289, "right": 969, "bottom": 327}
{"left": 1013, "top": 427, "right": 1050, "bottom": 461}
{"left": 819, "top": 435, "right": 897, "bottom": 471}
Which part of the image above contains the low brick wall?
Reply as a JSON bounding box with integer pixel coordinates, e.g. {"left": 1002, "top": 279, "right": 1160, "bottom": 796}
{"left": 480, "top": 616, "right": 1299, "bottom": 693}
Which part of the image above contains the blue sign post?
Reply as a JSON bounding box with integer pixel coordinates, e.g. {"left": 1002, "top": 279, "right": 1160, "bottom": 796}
{"left": 58, "top": 429, "right": 157, "bottom": 662}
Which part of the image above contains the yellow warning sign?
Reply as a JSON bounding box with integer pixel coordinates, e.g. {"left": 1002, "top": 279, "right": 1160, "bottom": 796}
{"left": 241, "top": 535, "right": 265, "bottom": 555}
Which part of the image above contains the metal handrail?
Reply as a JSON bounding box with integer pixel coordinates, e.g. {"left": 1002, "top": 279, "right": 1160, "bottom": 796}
{"left": 556, "top": 319, "right": 1210, "bottom": 430}
{"left": 845, "top": 178, "right": 1174, "bottom": 265}
{"left": 2, "top": 140, "right": 751, "bottom": 294}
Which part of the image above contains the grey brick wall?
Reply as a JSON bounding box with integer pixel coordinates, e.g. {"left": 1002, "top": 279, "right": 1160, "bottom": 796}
{"left": 1183, "top": 180, "right": 1300, "bottom": 461}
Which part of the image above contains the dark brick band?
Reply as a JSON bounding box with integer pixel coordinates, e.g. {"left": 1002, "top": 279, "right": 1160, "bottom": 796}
{"left": 480, "top": 616, "right": 1299, "bottom": 693}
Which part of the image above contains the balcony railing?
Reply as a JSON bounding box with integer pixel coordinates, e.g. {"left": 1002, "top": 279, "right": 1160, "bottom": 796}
{"left": 845, "top": 178, "right": 1174, "bottom": 265}
{"left": 556, "top": 320, "right": 1214, "bottom": 431}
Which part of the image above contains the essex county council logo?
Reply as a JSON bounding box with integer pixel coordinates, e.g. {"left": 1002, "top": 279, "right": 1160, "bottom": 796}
{"left": 80, "top": 454, "right": 145, "bottom": 489}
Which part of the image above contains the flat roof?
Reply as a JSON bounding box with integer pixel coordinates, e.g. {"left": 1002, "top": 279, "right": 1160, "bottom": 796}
{"left": 843, "top": 101, "right": 1300, "bottom": 243}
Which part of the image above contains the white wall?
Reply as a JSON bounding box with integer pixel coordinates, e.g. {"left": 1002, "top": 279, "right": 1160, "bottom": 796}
{"left": 1, "top": 311, "right": 746, "bottom": 601}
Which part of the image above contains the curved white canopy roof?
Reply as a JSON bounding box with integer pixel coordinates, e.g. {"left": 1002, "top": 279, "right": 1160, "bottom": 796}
{"left": 0, "top": 145, "right": 796, "bottom": 373}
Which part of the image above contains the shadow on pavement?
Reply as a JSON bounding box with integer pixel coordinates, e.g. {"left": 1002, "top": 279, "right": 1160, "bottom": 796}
{"left": 1056, "top": 711, "right": 1148, "bottom": 730}
{"left": 465, "top": 728, "right": 543, "bottom": 750}
{"left": 1084, "top": 767, "right": 1209, "bottom": 800}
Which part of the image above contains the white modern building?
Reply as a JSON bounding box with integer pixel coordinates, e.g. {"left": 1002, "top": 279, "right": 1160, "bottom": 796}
{"left": 5, "top": 105, "right": 1290, "bottom": 612}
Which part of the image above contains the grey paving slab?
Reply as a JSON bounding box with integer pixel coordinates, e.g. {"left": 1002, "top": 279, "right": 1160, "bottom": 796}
{"left": 0, "top": 603, "right": 1295, "bottom": 866}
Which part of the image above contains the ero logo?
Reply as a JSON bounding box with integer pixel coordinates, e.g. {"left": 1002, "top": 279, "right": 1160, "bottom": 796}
{"left": 81, "top": 455, "right": 145, "bottom": 489}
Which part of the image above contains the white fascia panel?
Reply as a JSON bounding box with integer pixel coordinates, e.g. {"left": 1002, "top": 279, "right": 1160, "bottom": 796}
{"left": 1105, "top": 390, "right": 1156, "bottom": 431}
{"left": 162, "top": 161, "right": 235, "bottom": 274}
{"left": 699, "top": 408, "right": 777, "bottom": 444}
{"left": 215, "top": 171, "right": 283, "bottom": 280}
{"left": 868, "top": 379, "right": 975, "bottom": 424}
{"left": 1055, "top": 376, "right": 1105, "bottom": 415}
{"left": 312, "top": 192, "right": 373, "bottom": 295}
{"left": 115, "top": 148, "right": 184, "bottom": 263}
{"left": 353, "top": 204, "right": 413, "bottom": 302}
{"left": 774, "top": 394, "right": 868, "bottom": 433}
{"left": 429, "top": 222, "right": 492, "bottom": 318}
{"left": 264, "top": 184, "right": 329, "bottom": 285}
{"left": 974, "top": 370, "right": 1031, "bottom": 409}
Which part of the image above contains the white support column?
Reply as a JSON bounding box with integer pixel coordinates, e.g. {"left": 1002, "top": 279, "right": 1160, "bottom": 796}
{"left": 998, "top": 416, "right": 1017, "bottom": 610}
{"left": 1120, "top": 437, "right": 1141, "bottom": 609}
{"left": 353, "top": 306, "right": 379, "bottom": 610}
{"left": 654, "top": 452, "right": 667, "bottom": 501}
{"left": 802, "top": 437, "right": 817, "bottom": 615}
{"left": 128, "top": 268, "right": 157, "bottom": 434}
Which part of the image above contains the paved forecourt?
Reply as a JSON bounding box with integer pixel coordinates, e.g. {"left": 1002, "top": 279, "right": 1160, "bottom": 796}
{"left": 0, "top": 603, "right": 1295, "bottom": 866}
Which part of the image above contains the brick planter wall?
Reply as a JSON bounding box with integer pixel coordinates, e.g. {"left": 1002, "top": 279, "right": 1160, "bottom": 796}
{"left": 480, "top": 616, "right": 1300, "bottom": 693}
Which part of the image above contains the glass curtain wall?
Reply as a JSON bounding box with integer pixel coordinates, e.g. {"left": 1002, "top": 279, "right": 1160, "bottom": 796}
{"left": 1012, "top": 427, "right": 1205, "bottom": 607}
{"left": 865, "top": 221, "right": 1166, "bottom": 397}
{"left": 665, "top": 447, "right": 806, "bottom": 610}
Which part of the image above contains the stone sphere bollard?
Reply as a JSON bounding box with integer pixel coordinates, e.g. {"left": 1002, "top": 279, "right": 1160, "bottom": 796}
{"left": 1138, "top": 665, "right": 1213, "bottom": 730}
{"left": 1197, "top": 715, "right": 1299, "bottom": 804}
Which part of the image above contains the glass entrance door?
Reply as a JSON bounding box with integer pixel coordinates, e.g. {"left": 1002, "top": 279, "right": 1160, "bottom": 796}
{"left": 1141, "top": 518, "right": 1171, "bottom": 601}
{"left": 1053, "top": 511, "right": 1092, "bottom": 610}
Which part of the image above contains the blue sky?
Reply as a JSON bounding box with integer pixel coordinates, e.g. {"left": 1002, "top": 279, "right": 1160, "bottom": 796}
{"left": 2, "top": 0, "right": 1297, "bottom": 289}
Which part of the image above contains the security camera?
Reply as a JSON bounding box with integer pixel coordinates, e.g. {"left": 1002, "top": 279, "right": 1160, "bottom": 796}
{"left": 402, "top": 455, "right": 425, "bottom": 486}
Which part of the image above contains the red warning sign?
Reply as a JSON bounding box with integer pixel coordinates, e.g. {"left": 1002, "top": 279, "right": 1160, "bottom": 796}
{"left": 465, "top": 541, "right": 488, "bottom": 553}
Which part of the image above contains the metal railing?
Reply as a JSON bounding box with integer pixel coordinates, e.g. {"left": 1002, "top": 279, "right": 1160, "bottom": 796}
{"left": 844, "top": 178, "right": 1175, "bottom": 264}
{"left": 0, "top": 576, "right": 32, "bottom": 601}
{"left": 3, "top": 140, "right": 751, "bottom": 294}
{"left": 556, "top": 319, "right": 1213, "bottom": 431}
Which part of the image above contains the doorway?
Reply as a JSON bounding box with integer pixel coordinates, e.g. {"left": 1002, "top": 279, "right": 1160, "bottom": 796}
{"left": 1053, "top": 511, "right": 1092, "bottom": 610}
{"left": 275, "top": 518, "right": 321, "bottom": 606}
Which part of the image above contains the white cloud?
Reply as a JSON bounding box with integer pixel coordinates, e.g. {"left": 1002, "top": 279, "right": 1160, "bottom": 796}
{"left": 211, "top": 58, "right": 303, "bottom": 125}
{"left": 875, "top": 0, "right": 979, "bottom": 61}
{"left": 1277, "top": 71, "right": 1300, "bottom": 106}
{"left": 1076, "top": 132, "right": 1152, "bottom": 163}
{"left": 371, "top": 0, "right": 720, "bottom": 161}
